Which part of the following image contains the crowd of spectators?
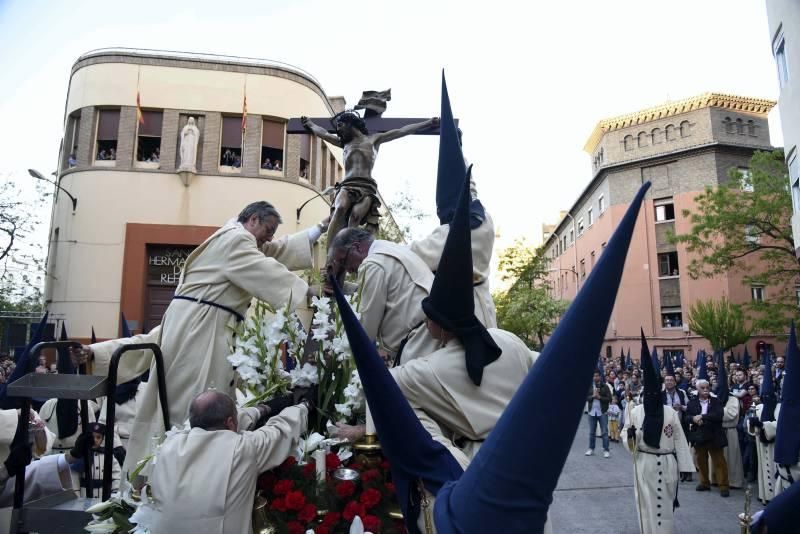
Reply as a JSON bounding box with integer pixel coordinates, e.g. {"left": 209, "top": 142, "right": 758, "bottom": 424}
{"left": 594, "top": 349, "right": 782, "bottom": 489}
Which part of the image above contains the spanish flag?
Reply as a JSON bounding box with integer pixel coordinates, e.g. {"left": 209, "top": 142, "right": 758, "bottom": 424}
{"left": 136, "top": 91, "right": 144, "bottom": 125}
{"left": 241, "top": 93, "right": 247, "bottom": 133}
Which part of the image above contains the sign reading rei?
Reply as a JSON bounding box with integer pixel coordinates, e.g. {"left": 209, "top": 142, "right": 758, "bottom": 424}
{"left": 147, "top": 245, "right": 194, "bottom": 286}
{"left": 145, "top": 245, "right": 196, "bottom": 332}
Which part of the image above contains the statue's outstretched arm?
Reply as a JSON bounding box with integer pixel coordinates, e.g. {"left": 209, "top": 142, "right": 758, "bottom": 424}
{"left": 300, "top": 116, "right": 342, "bottom": 147}
{"left": 374, "top": 117, "right": 439, "bottom": 145}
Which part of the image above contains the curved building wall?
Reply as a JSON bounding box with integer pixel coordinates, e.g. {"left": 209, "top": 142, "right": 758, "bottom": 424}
{"left": 46, "top": 51, "right": 341, "bottom": 339}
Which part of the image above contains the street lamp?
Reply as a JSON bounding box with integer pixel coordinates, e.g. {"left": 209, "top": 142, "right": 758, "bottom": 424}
{"left": 29, "top": 169, "right": 77, "bottom": 212}
{"left": 296, "top": 186, "right": 334, "bottom": 224}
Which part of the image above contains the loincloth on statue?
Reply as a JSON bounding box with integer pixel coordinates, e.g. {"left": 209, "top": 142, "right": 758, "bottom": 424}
{"left": 334, "top": 176, "right": 382, "bottom": 226}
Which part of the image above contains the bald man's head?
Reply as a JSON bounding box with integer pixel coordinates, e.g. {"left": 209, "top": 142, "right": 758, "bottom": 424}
{"left": 189, "top": 390, "right": 238, "bottom": 431}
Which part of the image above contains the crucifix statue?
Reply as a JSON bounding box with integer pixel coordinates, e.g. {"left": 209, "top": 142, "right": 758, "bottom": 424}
{"left": 290, "top": 89, "right": 440, "bottom": 252}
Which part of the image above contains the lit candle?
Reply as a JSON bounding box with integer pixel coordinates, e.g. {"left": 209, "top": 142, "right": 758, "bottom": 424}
{"left": 366, "top": 402, "right": 376, "bottom": 436}
{"left": 313, "top": 449, "right": 326, "bottom": 483}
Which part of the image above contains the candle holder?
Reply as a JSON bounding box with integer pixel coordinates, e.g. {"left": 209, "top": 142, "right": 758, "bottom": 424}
{"left": 737, "top": 485, "right": 753, "bottom": 534}
{"left": 353, "top": 433, "right": 382, "bottom": 467}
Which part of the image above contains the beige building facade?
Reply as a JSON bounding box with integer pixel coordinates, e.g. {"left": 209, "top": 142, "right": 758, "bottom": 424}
{"left": 765, "top": 1, "right": 800, "bottom": 255}
{"left": 46, "top": 48, "right": 345, "bottom": 340}
{"left": 543, "top": 93, "right": 783, "bottom": 361}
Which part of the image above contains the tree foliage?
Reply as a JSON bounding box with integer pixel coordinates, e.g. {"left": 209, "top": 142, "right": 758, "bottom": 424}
{"left": 670, "top": 150, "right": 798, "bottom": 333}
{"left": 377, "top": 186, "right": 429, "bottom": 244}
{"left": 1, "top": 176, "right": 47, "bottom": 309}
{"left": 687, "top": 298, "right": 751, "bottom": 352}
{"left": 494, "top": 239, "right": 568, "bottom": 349}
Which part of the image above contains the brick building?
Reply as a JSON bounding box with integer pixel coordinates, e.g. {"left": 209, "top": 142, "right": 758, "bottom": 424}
{"left": 542, "top": 93, "right": 782, "bottom": 361}
{"left": 44, "top": 48, "right": 345, "bottom": 340}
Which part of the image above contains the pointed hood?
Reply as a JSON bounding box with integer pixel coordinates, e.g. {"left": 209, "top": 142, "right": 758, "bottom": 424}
{"left": 598, "top": 356, "right": 605, "bottom": 379}
{"left": 715, "top": 352, "right": 730, "bottom": 406}
{"left": 626, "top": 348, "right": 633, "bottom": 370}
{"left": 422, "top": 168, "right": 500, "bottom": 386}
{"left": 651, "top": 345, "right": 661, "bottom": 376}
{"left": 751, "top": 473, "right": 800, "bottom": 533}
{"left": 91, "top": 327, "right": 97, "bottom": 344}
{"left": 640, "top": 330, "right": 664, "bottom": 449}
{"left": 436, "top": 71, "right": 485, "bottom": 228}
{"left": 619, "top": 348, "right": 625, "bottom": 373}
{"left": 675, "top": 351, "right": 684, "bottom": 369}
{"left": 743, "top": 346, "right": 751, "bottom": 369}
{"left": 775, "top": 323, "right": 800, "bottom": 466}
{"left": 698, "top": 352, "right": 709, "bottom": 380}
{"left": 120, "top": 312, "right": 132, "bottom": 337}
{"left": 663, "top": 350, "right": 675, "bottom": 376}
{"left": 430, "top": 182, "right": 651, "bottom": 533}
{"left": 760, "top": 351, "right": 777, "bottom": 422}
{"left": 331, "top": 280, "right": 463, "bottom": 533}
{"left": 55, "top": 323, "right": 79, "bottom": 440}
{"left": 2, "top": 312, "right": 49, "bottom": 410}
{"left": 15, "top": 312, "right": 49, "bottom": 366}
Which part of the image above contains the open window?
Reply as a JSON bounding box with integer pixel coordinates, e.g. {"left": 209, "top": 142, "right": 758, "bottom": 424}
{"left": 654, "top": 198, "right": 675, "bottom": 222}
{"left": 95, "top": 109, "right": 120, "bottom": 165}
{"left": 136, "top": 110, "right": 163, "bottom": 167}
{"left": 657, "top": 251, "right": 679, "bottom": 277}
{"left": 220, "top": 116, "right": 243, "bottom": 170}
{"left": 260, "top": 119, "right": 285, "bottom": 173}
{"left": 661, "top": 308, "right": 683, "bottom": 328}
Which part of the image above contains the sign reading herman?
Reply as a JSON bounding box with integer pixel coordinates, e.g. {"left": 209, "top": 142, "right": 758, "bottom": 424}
{"left": 147, "top": 246, "right": 194, "bottom": 286}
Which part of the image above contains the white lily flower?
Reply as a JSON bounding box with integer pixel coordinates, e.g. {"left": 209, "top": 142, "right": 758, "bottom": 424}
{"left": 85, "top": 500, "right": 116, "bottom": 514}
{"left": 84, "top": 518, "right": 118, "bottom": 532}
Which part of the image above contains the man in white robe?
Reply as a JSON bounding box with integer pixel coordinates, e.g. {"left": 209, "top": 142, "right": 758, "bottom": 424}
{"left": 391, "top": 330, "right": 535, "bottom": 460}
{"left": 710, "top": 362, "right": 744, "bottom": 489}
{"left": 143, "top": 390, "right": 308, "bottom": 534}
{"left": 623, "top": 336, "right": 695, "bottom": 534}
{"left": 118, "top": 202, "right": 323, "bottom": 478}
{"left": 409, "top": 199, "right": 496, "bottom": 329}
{"left": 328, "top": 228, "right": 439, "bottom": 364}
{"left": 748, "top": 401, "right": 779, "bottom": 502}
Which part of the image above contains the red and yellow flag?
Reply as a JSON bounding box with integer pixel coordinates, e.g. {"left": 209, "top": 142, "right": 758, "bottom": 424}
{"left": 241, "top": 93, "right": 247, "bottom": 133}
{"left": 136, "top": 91, "right": 144, "bottom": 125}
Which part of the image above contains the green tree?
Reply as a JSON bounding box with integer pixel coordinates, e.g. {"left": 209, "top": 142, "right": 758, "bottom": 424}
{"left": 687, "top": 298, "right": 751, "bottom": 352}
{"left": 670, "top": 150, "right": 798, "bottom": 333}
{"left": 494, "top": 240, "right": 568, "bottom": 349}
{"left": 377, "top": 186, "right": 430, "bottom": 243}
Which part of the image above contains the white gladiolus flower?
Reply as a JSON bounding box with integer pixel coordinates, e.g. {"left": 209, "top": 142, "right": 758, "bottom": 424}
{"left": 335, "top": 402, "right": 352, "bottom": 418}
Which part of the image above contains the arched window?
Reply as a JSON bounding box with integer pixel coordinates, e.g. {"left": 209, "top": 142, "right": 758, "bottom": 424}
{"left": 723, "top": 117, "right": 734, "bottom": 134}
{"left": 624, "top": 135, "right": 634, "bottom": 151}
{"left": 747, "top": 120, "right": 757, "bottom": 136}
{"left": 651, "top": 127, "right": 663, "bottom": 144}
{"left": 665, "top": 124, "right": 676, "bottom": 141}
{"left": 736, "top": 118, "right": 744, "bottom": 135}
{"left": 638, "top": 131, "right": 649, "bottom": 148}
{"left": 680, "top": 120, "right": 691, "bottom": 138}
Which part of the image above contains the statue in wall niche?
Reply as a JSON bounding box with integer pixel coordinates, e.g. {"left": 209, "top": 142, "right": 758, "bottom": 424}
{"left": 178, "top": 117, "right": 200, "bottom": 173}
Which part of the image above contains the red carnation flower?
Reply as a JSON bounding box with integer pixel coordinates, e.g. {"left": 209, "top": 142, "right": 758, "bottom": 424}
{"left": 287, "top": 521, "right": 304, "bottom": 534}
{"left": 361, "top": 468, "right": 381, "bottom": 483}
{"left": 384, "top": 482, "right": 396, "bottom": 494}
{"left": 363, "top": 514, "right": 382, "bottom": 532}
{"left": 298, "top": 503, "right": 317, "bottom": 523}
{"left": 315, "top": 526, "right": 330, "bottom": 534}
{"left": 359, "top": 488, "right": 382, "bottom": 509}
{"left": 325, "top": 452, "right": 341, "bottom": 471}
{"left": 302, "top": 462, "right": 316, "bottom": 479}
{"left": 335, "top": 480, "right": 356, "bottom": 498}
{"left": 285, "top": 490, "right": 306, "bottom": 511}
{"left": 321, "top": 511, "right": 341, "bottom": 526}
{"left": 269, "top": 497, "right": 287, "bottom": 512}
{"left": 280, "top": 456, "right": 297, "bottom": 471}
{"left": 257, "top": 471, "right": 277, "bottom": 492}
{"left": 273, "top": 479, "right": 295, "bottom": 495}
{"left": 342, "top": 501, "right": 366, "bottom": 522}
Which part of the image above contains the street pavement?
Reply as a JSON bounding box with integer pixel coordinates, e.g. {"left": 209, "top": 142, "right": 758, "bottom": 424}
{"left": 549, "top": 425, "right": 764, "bottom": 533}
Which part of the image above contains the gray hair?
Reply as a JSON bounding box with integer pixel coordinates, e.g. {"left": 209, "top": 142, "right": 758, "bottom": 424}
{"left": 330, "top": 227, "right": 374, "bottom": 251}
{"left": 237, "top": 201, "right": 283, "bottom": 224}
{"left": 189, "top": 390, "right": 237, "bottom": 430}
{"left": 696, "top": 379, "right": 710, "bottom": 389}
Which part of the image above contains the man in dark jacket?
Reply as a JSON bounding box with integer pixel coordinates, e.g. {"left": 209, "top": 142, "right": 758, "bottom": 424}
{"left": 586, "top": 370, "right": 612, "bottom": 458}
{"left": 685, "top": 379, "right": 730, "bottom": 496}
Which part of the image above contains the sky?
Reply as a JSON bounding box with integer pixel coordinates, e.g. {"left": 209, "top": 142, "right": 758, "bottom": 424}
{"left": 0, "top": 0, "right": 784, "bottom": 292}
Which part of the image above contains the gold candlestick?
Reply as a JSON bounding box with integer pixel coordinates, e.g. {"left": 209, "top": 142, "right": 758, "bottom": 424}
{"left": 738, "top": 485, "right": 753, "bottom": 534}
